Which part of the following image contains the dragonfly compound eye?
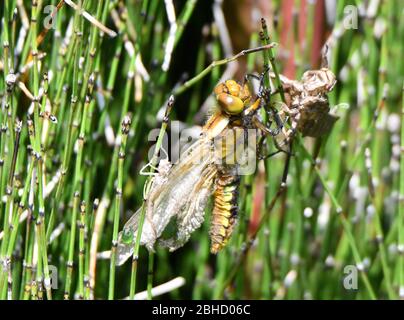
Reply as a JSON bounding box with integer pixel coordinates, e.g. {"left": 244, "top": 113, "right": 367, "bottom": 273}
{"left": 217, "top": 93, "right": 244, "bottom": 115}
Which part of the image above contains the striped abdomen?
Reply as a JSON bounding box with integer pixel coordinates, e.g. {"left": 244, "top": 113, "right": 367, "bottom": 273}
{"left": 210, "top": 172, "right": 240, "bottom": 254}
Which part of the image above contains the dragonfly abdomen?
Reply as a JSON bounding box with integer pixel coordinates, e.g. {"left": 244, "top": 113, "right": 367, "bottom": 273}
{"left": 210, "top": 172, "right": 240, "bottom": 254}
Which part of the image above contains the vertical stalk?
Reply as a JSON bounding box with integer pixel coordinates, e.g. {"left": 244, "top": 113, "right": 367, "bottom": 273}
{"left": 129, "top": 96, "right": 174, "bottom": 299}
{"left": 78, "top": 201, "right": 87, "bottom": 299}
{"left": 64, "top": 191, "right": 80, "bottom": 299}
{"left": 108, "top": 116, "right": 131, "bottom": 299}
{"left": 398, "top": 84, "right": 404, "bottom": 299}
{"left": 147, "top": 252, "right": 154, "bottom": 300}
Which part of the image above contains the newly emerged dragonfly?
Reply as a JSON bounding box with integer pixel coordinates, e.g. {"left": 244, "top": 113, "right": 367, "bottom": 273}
{"left": 116, "top": 78, "right": 277, "bottom": 265}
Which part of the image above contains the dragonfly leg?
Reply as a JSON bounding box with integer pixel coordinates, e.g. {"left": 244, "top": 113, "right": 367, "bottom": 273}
{"left": 243, "top": 66, "right": 271, "bottom": 101}
{"left": 252, "top": 114, "right": 282, "bottom": 137}
{"left": 244, "top": 97, "right": 262, "bottom": 116}
{"left": 257, "top": 137, "right": 293, "bottom": 160}
{"left": 258, "top": 149, "right": 283, "bottom": 160}
{"left": 243, "top": 65, "right": 270, "bottom": 86}
{"left": 258, "top": 66, "right": 271, "bottom": 97}
{"left": 253, "top": 115, "right": 293, "bottom": 157}
{"left": 257, "top": 134, "right": 285, "bottom": 160}
{"left": 243, "top": 73, "right": 261, "bottom": 86}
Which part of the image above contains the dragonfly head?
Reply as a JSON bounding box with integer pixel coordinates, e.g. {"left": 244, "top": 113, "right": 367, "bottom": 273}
{"left": 214, "top": 80, "right": 252, "bottom": 115}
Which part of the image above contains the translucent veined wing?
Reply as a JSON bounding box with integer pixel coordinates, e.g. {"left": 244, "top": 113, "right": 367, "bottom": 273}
{"left": 158, "top": 164, "right": 217, "bottom": 251}
{"left": 116, "top": 159, "right": 172, "bottom": 266}
{"left": 116, "top": 136, "right": 217, "bottom": 265}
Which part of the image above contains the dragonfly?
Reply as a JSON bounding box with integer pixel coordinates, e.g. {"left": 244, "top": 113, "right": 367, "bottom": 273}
{"left": 116, "top": 76, "right": 279, "bottom": 266}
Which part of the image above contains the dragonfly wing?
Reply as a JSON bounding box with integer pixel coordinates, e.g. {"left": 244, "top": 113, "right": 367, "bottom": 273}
{"left": 146, "top": 138, "right": 215, "bottom": 245}
{"left": 116, "top": 137, "right": 215, "bottom": 265}
{"left": 158, "top": 164, "right": 217, "bottom": 251}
